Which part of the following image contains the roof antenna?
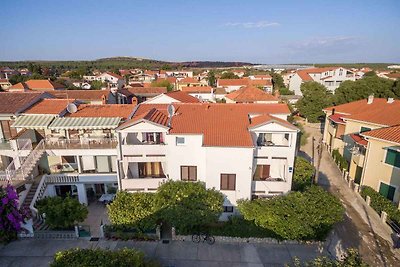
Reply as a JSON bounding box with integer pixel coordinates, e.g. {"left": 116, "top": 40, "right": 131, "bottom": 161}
{"left": 167, "top": 104, "right": 175, "bottom": 127}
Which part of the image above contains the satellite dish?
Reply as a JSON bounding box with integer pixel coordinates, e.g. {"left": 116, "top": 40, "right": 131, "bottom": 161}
{"left": 66, "top": 103, "right": 78, "bottom": 113}
{"left": 167, "top": 104, "right": 175, "bottom": 117}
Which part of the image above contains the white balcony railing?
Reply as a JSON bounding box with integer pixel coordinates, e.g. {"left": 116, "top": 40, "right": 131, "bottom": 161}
{"left": 122, "top": 144, "right": 166, "bottom": 157}
{"left": 44, "top": 138, "right": 117, "bottom": 150}
{"left": 121, "top": 177, "right": 167, "bottom": 192}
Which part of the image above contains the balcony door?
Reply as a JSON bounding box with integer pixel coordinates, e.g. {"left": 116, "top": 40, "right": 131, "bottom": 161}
{"left": 138, "top": 162, "right": 165, "bottom": 178}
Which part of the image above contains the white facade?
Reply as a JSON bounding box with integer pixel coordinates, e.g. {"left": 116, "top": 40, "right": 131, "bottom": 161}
{"left": 95, "top": 73, "right": 125, "bottom": 89}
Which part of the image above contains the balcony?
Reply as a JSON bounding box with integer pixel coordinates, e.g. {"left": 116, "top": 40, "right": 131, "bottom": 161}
{"left": 252, "top": 179, "right": 289, "bottom": 195}
{"left": 44, "top": 138, "right": 117, "bottom": 150}
{"left": 352, "top": 153, "right": 365, "bottom": 167}
{"left": 121, "top": 177, "right": 167, "bottom": 192}
{"left": 122, "top": 144, "right": 166, "bottom": 161}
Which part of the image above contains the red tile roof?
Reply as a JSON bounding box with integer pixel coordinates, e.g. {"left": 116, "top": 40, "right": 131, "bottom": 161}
{"left": 67, "top": 104, "right": 134, "bottom": 120}
{"left": 0, "top": 92, "right": 45, "bottom": 114}
{"left": 249, "top": 114, "right": 298, "bottom": 130}
{"left": 23, "top": 99, "right": 74, "bottom": 115}
{"left": 124, "top": 103, "right": 291, "bottom": 147}
{"left": 9, "top": 80, "right": 65, "bottom": 91}
{"left": 296, "top": 67, "right": 339, "bottom": 81}
{"left": 361, "top": 125, "right": 400, "bottom": 144}
{"left": 218, "top": 79, "right": 248, "bottom": 86}
{"left": 181, "top": 86, "right": 213, "bottom": 93}
{"left": 102, "top": 72, "right": 123, "bottom": 79}
{"left": 385, "top": 73, "right": 400, "bottom": 79}
{"left": 328, "top": 113, "right": 346, "bottom": 124}
{"left": 252, "top": 74, "right": 272, "bottom": 79}
{"left": 178, "top": 77, "right": 200, "bottom": 84}
{"left": 345, "top": 101, "right": 400, "bottom": 126}
{"left": 122, "top": 108, "right": 169, "bottom": 128}
{"left": 126, "top": 87, "right": 167, "bottom": 95}
{"left": 225, "top": 86, "right": 278, "bottom": 103}
{"left": 324, "top": 98, "right": 399, "bottom": 115}
{"left": 165, "top": 91, "right": 200, "bottom": 103}
{"left": 49, "top": 90, "right": 108, "bottom": 101}
{"left": 349, "top": 133, "right": 368, "bottom": 146}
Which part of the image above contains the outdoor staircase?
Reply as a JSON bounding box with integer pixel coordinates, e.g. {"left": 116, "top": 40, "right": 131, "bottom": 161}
{"left": 20, "top": 177, "right": 41, "bottom": 215}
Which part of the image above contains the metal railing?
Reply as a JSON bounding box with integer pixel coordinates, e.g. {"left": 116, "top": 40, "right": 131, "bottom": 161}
{"left": 44, "top": 137, "right": 117, "bottom": 149}
{"left": 30, "top": 174, "right": 47, "bottom": 218}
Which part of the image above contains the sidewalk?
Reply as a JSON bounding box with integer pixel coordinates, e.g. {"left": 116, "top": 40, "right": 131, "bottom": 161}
{"left": 301, "top": 123, "right": 400, "bottom": 266}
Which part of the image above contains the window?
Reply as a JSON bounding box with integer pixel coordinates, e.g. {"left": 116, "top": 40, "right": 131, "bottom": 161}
{"left": 385, "top": 148, "right": 400, "bottom": 168}
{"left": 143, "top": 133, "right": 163, "bottom": 144}
{"left": 284, "top": 133, "right": 290, "bottom": 142}
{"left": 176, "top": 137, "right": 185, "bottom": 145}
{"left": 223, "top": 206, "right": 234, "bottom": 213}
{"left": 96, "top": 156, "right": 110, "bottom": 173}
{"left": 220, "top": 174, "right": 236, "bottom": 190}
{"left": 257, "top": 133, "right": 273, "bottom": 146}
{"left": 253, "top": 165, "right": 270, "bottom": 180}
{"left": 379, "top": 182, "right": 396, "bottom": 201}
{"left": 181, "top": 166, "right": 197, "bottom": 181}
{"left": 138, "top": 162, "right": 165, "bottom": 178}
{"left": 360, "top": 127, "right": 371, "bottom": 133}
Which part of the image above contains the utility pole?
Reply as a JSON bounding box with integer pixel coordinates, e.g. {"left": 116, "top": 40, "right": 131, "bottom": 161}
{"left": 311, "top": 137, "right": 315, "bottom": 166}
{"left": 314, "top": 137, "right": 323, "bottom": 184}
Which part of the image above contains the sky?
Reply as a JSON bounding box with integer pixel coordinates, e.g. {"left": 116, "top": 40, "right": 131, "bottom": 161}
{"left": 1, "top": 0, "right": 400, "bottom": 63}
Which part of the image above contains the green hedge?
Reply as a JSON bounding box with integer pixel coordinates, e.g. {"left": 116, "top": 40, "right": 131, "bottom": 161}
{"left": 51, "top": 248, "right": 159, "bottom": 267}
{"left": 292, "top": 157, "right": 315, "bottom": 191}
{"left": 360, "top": 186, "right": 400, "bottom": 224}
{"left": 237, "top": 186, "right": 344, "bottom": 240}
{"left": 332, "top": 149, "right": 349, "bottom": 171}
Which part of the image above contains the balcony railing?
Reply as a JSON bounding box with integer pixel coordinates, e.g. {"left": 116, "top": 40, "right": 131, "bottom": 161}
{"left": 44, "top": 138, "right": 117, "bottom": 150}
{"left": 0, "top": 140, "right": 11, "bottom": 150}
{"left": 121, "top": 177, "right": 167, "bottom": 191}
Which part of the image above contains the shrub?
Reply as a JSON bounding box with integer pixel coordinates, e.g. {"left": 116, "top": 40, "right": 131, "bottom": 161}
{"left": 108, "top": 192, "right": 157, "bottom": 232}
{"left": 296, "top": 123, "right": 310, "bottom": 146}
{"left": 0, "top": 185, "right": 26, "bottom": 243}
{"left": 332, "top": 149, "right": 349, "bottom": 171}
{"left": 287, "top": 248, "right": 368, "bottom": 267}
{"left": 238, "top": 186, "right": 344, "bottom": 240}
{"left": 154, "top": 181, "right": 224, "bottom": 234}
{"left": 51, "top": 248, "right": 159, "bottom": 267}
{"left": 360, "top": 186, "right": 400, "bottom": 224}
{"left": 36, "top": 195, "right": 88, "bottom": 229}
{"left": 292, "top": 157, "right": 315, "bottom": 191}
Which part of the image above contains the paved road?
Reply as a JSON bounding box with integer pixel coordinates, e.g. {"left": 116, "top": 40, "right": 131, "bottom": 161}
{"left": 300, "top": 122, "right": 400, "bottom": 266}
{"left": 0, "top": 239, "right": 325, "bottom": 267}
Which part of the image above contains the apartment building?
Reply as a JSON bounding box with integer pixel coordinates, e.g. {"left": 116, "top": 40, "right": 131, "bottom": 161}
{"left": 95, "top": 72, "right": 125, "bottom": 89}
{"left": 181, "top": 86, "right": 214, "bottom": 102}
{"left": 115, "top": 103, "right": 298, "bottom": 219}
{"left": 322, "top": 96, "right": 400, "bottom": 204}
{"left": 289, "top": 67, "right": 355, "bottom": 95}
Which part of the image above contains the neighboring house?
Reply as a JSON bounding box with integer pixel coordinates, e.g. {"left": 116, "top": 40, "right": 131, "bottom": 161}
{"left": 181, "top": 86, "right": 214, "bottom": 102}
{"left": 143, "top": 91, "right": 200, "bottom": 104}
{"left": 72, "top": 82, "right": 91, "bottom": 89}
{"left": 49, "top": 90, "right": 109, "bottom": 104}
{"left": 225, "top": 86, "right": 279, "bottom": 104}
{"left": 0, "top": 79, "right": 12, "bottom": 90}
{"left": 8, "top": 80, "right": 66, "bottom": 92}
{"left": 115, "top": 102, "right": 297, "bottom": 219}
{"left": 214, "top": 88, "right": 227, "bottom": 101}
{"left": 289, "top": 67, "right": 355, "bottom": 95}
{"left": 0, "top": 67, "right": 19, "bottom": 79}
{"left": 322, "top": 96, "right": 400, "bottom": 202}
{"left": 95, "top": 72, "right": 125, "bottom": 89}
{"left": 217, "top": 78, "right": 273, "bottom": 93}
{"left": 282, "top": 71, "right": 296, "bottom": 87}
{"left": 380, "top": 72, "right": 400, "bottom": 81}
{"left": 165, "top": 71, "right": 194, "bottom": 78}
{"left": 177, "top": 77, "right": 203, "bottom": 90}
{"left": 83, "top": 75, "right": 97, "bottom": 81}
{"left": 249, "top": 74, "right": 272, "bottom": 80}
{"left": 125, "top": 87, "right": 167, "bottom": 103}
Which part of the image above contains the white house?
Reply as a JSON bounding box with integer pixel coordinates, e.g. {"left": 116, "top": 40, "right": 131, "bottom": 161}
{"left": 181, "top": 86, "right": 214, "bottom": 102}
{"left": 115, "top": 103, "right": 298, "bottom": 220}
{"left": 143, "top": 91, "right": 200, "bottom": 104}
{"left": 289, "top": 67, "right": 355, "bottom": 95}
{"left": 95, "top": 72, "right": 125, "bottom": 89}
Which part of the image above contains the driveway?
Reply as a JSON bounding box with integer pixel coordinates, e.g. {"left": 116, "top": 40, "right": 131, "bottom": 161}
{"left": 0, "top": 239, "right": 325, "bottom": 267}
{"left": 300, "top": 122, "right": 400, "bottom": 266}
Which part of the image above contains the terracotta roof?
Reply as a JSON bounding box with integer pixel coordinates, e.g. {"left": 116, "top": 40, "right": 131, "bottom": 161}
{"left": 225, "top": 86, "right": 279, "bottom": 103}
{"left": 165, "top": 91, "right": 200, "bottom": 103}
{"left": 296, "top": 67, "right": 339, "bottom": 81}
{"left": 361, "top": 125, "right": 400, "bottom": 144}
{"left": 252, "top": 74, "right": 272, "bottom": 79}
{"left": 126, "top": 87, "right": 167, "bottom": 95}
{"left": 0, "top": 92, "right": 45, "bottom": 114}
{"left": 346, "top": 102, "right": 400, "bottom": 126}
{"left": 181, "top": 86, "right": 213, "bottom": 93}
{"left": 328, "top": 113, "right": 346, "bottom": 124}
{"left": 102, "top": 72, "right": 123, "bottom": 79}
{"left": 214, "top": 88, "right": 227, "bottom": 94}
{"left": 49, "top": 90, "right": 108, "bottom": 101}
{"left": 178, "top": 77, "right": 199, "bottom": 84}
{"left": 296, "top": 70, "right": 313, "bottom": 81}
{"left": 23, "top": 99, "right": 74, "bottom": 115}
{"left": 324, "top": 98, "right": 399, "bottom": 115}
{"left": 349, "top": 133, "right": 368, "bottom": 146}
{"left": 121, "top": 108, "right": 169, "bottom": 128}
{"left": 67, "top": 104, "right": 134, "bottom": 120}
{"left": 385, "top": 73, "right": 400, "bottom": 79}
{"left": 9, "top": 80, "right": 65, "bottom": 91}
{"left": 218, "top": 79, "right": 248, "bottom": 86}
{"left": 248, "top": 79, "right": 273, "bottom": 87}
{"left": 249, "top": 114, "right": 298, "bottom": 130}
{"left": 0, "top": 79, "right": 10, "bottom": 83}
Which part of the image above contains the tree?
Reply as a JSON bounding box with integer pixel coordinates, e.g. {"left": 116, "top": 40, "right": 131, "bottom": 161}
{"left": 108, "top": 192, "right": 157, "bottom": 231}
{"left": 151, "top": 79, "right": 174, "bottom": 92}
{"left": 220, "top": 71, "right": 239, "bottom": 79}
{"left": 292, "top": 157, "right": 315, "bottom": 191}
{"left": 154, "top": 181, "right": 224, "bottom": 234}
{"left": 0, "top": 185, "right": 26, "bottom": 243}
{"left": 36, "top": 196, "right": 88, "bottom": 229}
{"left": 90, "top": 80, "right": 104, "bottom": 90}
{"left": 392, "top": 79, "right": 400, "bottom": 98}
{"left": 334, "top": 76, "right": 396, "bottom": 105}
{"left": 238, "top": 186, "right": 344, "bottom": 240}
{"left": 207, "top": 70, "right": 216, "bottom": 87}
{"left": 297, "top": 82, "right": 333, "bottom": 123}
{"left": 363, "top": 70, "right": 377, "bottom": 77}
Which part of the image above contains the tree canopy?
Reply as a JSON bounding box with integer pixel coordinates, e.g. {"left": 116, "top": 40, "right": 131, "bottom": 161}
{"left": 297, "top": 81, "right": 333, "bottom": 123}
{"left": 334, "top": 76, "right": 397, "bottom": 105}
{"left": 151, "top": 80, "right": 173, "bottom": 91}
{"left": 207, "top": 70, "right": 216, "bottom": 87}
{"left": 220, "top": 71, "right": 239, "bottom": 79}
{"left": 292, "top": 157, "right": 315, "bottom": 191}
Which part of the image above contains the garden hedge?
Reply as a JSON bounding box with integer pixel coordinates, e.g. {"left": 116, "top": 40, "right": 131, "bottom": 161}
{"left": 332, "top": 149, "right": 349, "bottom": 171}
{"left": 292, "top": 157, "right": 315, "bottom": 191}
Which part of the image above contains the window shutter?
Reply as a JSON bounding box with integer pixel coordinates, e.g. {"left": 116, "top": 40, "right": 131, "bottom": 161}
{"left": 262, "top": 165, "right": 270, "bottom": 178}
{"left": 181, "top": 166, "right": 188, "bottom": 180}
{"left": 189, "top": 167, "right": 197, "bottom": 181}
{"left": 385, "top": 150, "right": 397, "bottom": 166}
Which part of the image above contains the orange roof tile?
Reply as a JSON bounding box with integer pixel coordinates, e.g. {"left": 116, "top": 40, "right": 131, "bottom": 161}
{"left": 165, "top": 91, "right": 200, "bottom": 103}
{"left": 68, "top": 104, "right": 134, "bottom": 120}
{"left": 296, "top": 70, "right": 313, "bottom": 81}
{"left": 225, "top": 86, "right": 279, "bottom": 103}
{"left": 24, "top": 99, "right": 74, "bottom": 115}
{"left": 127, "top": 87, "right": 167, "bottom": 95}
{"left": 296, "top": 67, "right": 339, "bottom": 81}
{"left": 0, "top": 92, "right": 45, "bottom": 114}
{"left": 49, "top": 90, "right": 108, "bottom": 101}
{"left": 179, "top": 77, "right": 200, "bottom": 84}
{"left": 361, "top": 125, "right": 400, "bottom": 144}
{"left": 328, "top": 113, "right": 346, "bottom": 124}
{"left": 181, "top": 86, "right": 213, "bottom": 93}
{"left": 249, "top": 114, "right": 298, "bottom": 130}
{"left": 18, "top": 80, "right": 65, "bottom": 91}
{"left": 125, "top": 103, "right": 291, "bottom": 147}
{"left": 349, "top": 133, "right": 368, "bottom": 146}
{"left": 218, "top": 79, "right": 248, "bottom": 86}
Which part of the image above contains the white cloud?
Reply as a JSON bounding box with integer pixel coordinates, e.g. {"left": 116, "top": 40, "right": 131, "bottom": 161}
{"left": 291, "top": 36, "right": 357, "bottom": 50}
{"left": 224, "top": 21, "right": 280, "bottom": 28}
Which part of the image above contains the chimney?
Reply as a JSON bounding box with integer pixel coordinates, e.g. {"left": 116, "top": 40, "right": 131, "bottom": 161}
{"left": 101, "top": 95, "right": 107, "bottom": 104}
{"left": 332, "top": 108, "right": 335, "bottom": 115}
{"left": 388, "top": 97, "right": 394, "bottom": 104}
{"left": 367, "top": 94, "right": 374, "bottom": 104}
{"left": 248, "top": 114, "right": 252, "bottom": 124}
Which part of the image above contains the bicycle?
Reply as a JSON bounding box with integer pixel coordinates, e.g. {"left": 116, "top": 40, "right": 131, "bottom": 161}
{"left": 192, "top": 232, "right": 215, "bottom": 245}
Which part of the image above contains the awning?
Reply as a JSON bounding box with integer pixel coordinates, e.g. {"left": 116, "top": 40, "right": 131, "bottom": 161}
{"left": 48, "top": 117, "right": 121, "bottom": 130}
{"left": 12, "top": 115, "right": 55, "bottom": 129}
